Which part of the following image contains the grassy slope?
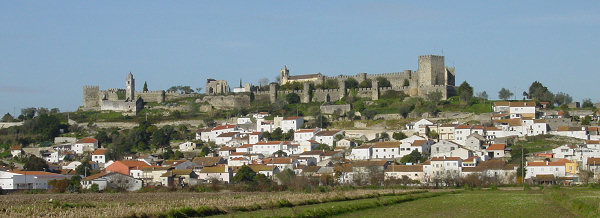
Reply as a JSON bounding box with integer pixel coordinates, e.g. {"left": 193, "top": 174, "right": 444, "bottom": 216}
{"left": 338, "top": 190, "right": 575, "bottom": 218}
{"left": 517, "top": 135, "right": 585, "bottom": 153}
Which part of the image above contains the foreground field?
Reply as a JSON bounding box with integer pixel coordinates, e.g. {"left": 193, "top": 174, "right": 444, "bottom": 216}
{"left": 0, "top": 189, "right": 412, "bottom": 217}
{"left": 339, "top": 190, "right": 575, "bottom": 218}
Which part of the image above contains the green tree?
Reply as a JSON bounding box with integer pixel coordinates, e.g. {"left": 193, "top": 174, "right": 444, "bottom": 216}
{"left": 392, "top": 132, "right": 407, "bottom": 140}
{"left": 400, "top": 150, "right": 422, "bottom": 164}
{"left": 233, "top": 165, "right": 256, "bottom": 183}
{"left": 24, "top": 156, "right": 49, "bottom": 171}
{"left": 344, "top": 78, "right": 359, "bottom": 89}
{"left": 376, "top": 77, "right": 391, "bottom": 87}
{"left": 477, "top": 91, "right": 488, "bottom": 100}
{"left": 143, "top": 81, "right": 148, "bottom": 92}
{"left": 21, "top": 107, "right": 36, "bottom": 119}
{"left": 1, "top": 113, "right": 14, "bottom": 122}
{"left": 319, "top": 79, "right": 339, "bottom": 89}
{"left": 358, "top": 79, "right": 372, "bottom": 88}
{"left": 498, "top": 88, "right": 513, "bottom": 100}
{"left": 96, "top": 130, "right": 110, "bottom": 147}
{"left": 426, "top": 91, "right": 443, "bottom": 104}
{"left": 528, "top": 81, "right": 554, "bottom": 102}
{"left": 286, "top": 93, "right": 300, "bottom": 104}
{"left": 582, "top": 115, "right": 591, "bottom": 125}
{"left": 315, "top": 144, "right": 331, "bottom": 151}
{"left": 582, "top": 98, "right": 594, "bottom": 108}
{"left": 361, "top": 109, "right": 378, "bottom": 120}
{"left": 90, "top": 183, "right": 100, "bottom": 192}
{"left": 457, "top": 81, "right": 474, "bottom": 104}
{"left": 398, "top": 104, "right": 413, "bottom": 118}
{"left": 553, "top": 92, "right": 572, "bottom": 106}
{"left": 403, "top": 79, "right": 410, "bottom": 87}
{"left": 75, "top": 159, "right": 92, "bottom": 177}
{"left": 276, "top": 169, "right": 296, "bottom": 186}
{"left": 427, "top": 131, "right": 439, "bottom": 140}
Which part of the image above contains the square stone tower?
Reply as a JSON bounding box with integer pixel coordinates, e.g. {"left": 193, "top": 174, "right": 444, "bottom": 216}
{"left": 418, "top": 55, "right": 446, "bottom": 86}
{"left": 126, "top": 72, "right": 135, "bottom": 101}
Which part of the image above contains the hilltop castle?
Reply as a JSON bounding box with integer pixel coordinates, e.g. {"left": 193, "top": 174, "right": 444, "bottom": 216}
{"left": 273, "top": 55, "right": 456, "bottom": 101}
{"left": 81, "top": 73, "right": 189, "bottom": 114}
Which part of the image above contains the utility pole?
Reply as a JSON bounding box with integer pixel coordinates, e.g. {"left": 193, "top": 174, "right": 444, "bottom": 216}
{"left": 521, "top": 145, "right": 524, "bottom": 184}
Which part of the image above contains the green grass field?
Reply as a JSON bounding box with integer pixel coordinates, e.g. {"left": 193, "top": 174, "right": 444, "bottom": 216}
{"left": 203, "top": 189, "right": 600, "bottom": 218}
{"left": 339, "top": 190, "right": 575, "bottom": 218}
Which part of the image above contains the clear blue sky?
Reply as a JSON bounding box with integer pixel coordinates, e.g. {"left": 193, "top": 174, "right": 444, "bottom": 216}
{"left": 1, "top": 1, "right": 599, "bottom": 116}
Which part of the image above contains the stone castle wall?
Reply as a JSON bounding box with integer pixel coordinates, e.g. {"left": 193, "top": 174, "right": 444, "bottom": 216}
{"left": 82, "top": 86, "right": 100, "bottom": 108}
{"left": 197, "top": 95, "right": 250, "bottom": 110}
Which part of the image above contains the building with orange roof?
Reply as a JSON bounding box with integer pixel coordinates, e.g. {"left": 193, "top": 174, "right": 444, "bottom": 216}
{"left": 92, "top": 149, "right": 107, "bottom": 164}
{"left": 509, "top": 101, "right": 536, "bottom": 119}
{"left": 485, "top": 144, "right": 506, "bottom": 158}
{"left": 275, "top": 116, "right": 304, "bottom": 132}
{"left": 294, "top": 128, "right": 320, "bottom": 142}
{"left": 349, "top": 144, "right": 373, "bottom": 160}
{"left": 106, "top": 160, "right": 151, "bottom": 176}
{"left": 198, "top": 165, "right": 232, "bottom": 183}
{"left": 372, "top": 142, "right": 401, "bottom": 159}
{"left": 73, "top": 137, "right": 99, "bottom": 154}
{"left": 384, "top": 164, "right": 424, "bottom": 182}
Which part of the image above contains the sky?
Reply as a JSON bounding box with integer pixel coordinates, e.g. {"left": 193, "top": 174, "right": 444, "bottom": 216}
{"left": 1, "top": 1, "right": 599, "bottom": 116}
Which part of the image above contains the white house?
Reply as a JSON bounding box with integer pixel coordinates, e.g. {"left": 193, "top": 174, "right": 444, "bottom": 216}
{"left": 349, "top": 144, "right": 372, "bottom": 160}
{"left": 198, "top": 165, "right": 232, "bottom": 183}
{"left": 431, "top": 140, "right": 461, "bottom": 157}
{"left": 92, "top": 149, "right": 106, "bottom": 164}
{"left": 73, "top": 138, "right": 99, "bottom": 154}
{"left": 10, "top": 145, "right": 23, "bottom": 157}
{"left": 62, "top": 161, "right": 82, "bottom": 170}
{"left": 372, "top": 142, "right": 400, "bottom": 159}
{"left": 178, "top": 141, "right": 197, "bottom": 152}
{"left": 209, "top": 124, "right": 238, "bottom": 142}
{"left": 314, "top": 130, "right": 343, "bottom": 148}
{"left": 439, "top": 124, "right": 457, "bottom": 140}
{"left": 257, "top": 120, "right": 274, "bottom": 132}
{"left": 279, "top": 117, "right": 304, "bottom": 132}
{"left": 423, "top": 156, "right": 462, "bottom": 183}
{"left": 454, "top": 125, "right": 474, "bottom": 144}
{"left": 237, "top": 117, "right": 252, "bottom": 125}
{"left": 399, "top": 140, "right": 432, "bottom": 157}
{"left": 485, "top": 144, "right": 506, "bottom": 158}
{"left": 336, "top": 138, "right": 356, "bottom": 149}
{"left": 509, "top": 102, "right": 536, "bottom": 119}
{"left": 249, "top": 132, "right": 262, "bottom": 144}
{"left": 525, "top": 161, "right": 566, "bottom": 180}
{"left": 385, "top": 164, "right": 424, "bottom": 183}
{"left": 550, "top": 126, "right": 589, "bottom": 140}
{"left": 215, "top": 132, "right": 240, "bottom": 145}
{"left": 294, "top": 129, "right": 320, "bottom": 142}
{"left": 253, "top": 141, "right": 286, "bottom": 156}
{"left": 195, "top": 127, "right": 212, "bottom": 141}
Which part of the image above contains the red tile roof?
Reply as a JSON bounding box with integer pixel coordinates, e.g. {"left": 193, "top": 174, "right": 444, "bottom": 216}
{"left": 316, "top": 130, "right": 342, "bottom": 136}
{"left": 213, "top": 124, "right": 236, "bottom": 131}
{"left": 92, "top": 149, "right": 106, "bottom": 155}
{"left": 217, "top": 132, "right": 239, "bottom": 137}
{"left": 588, "top": 158, "right": 600, "bottom": 166}
{"left": 77, "top": 138, "right": 98, "bottom": 143}
{"left": 486, "top": 144, "right": 506, "bottom": 151}
{"left": 118, "top": 160, "right": 151, "bottom": 169}
{"left": 385, "top": 164, "right": 423, "bottom": 172}
{"left": 255, "top": 141, "right": 283, "bottom": 145}
{"left": 373, "top": 142, "right": 401, "bottom": 148}
{"left": 284, "top": 116, "right": 303, "bottom": 120}
{"left": 527, "top": 161, "right": 565, "bottom": 167}
{"left": 509, "top": 102, "right": 536, "bottom": 107}
{"left": 411, "top": 140, "right": 428, "bottom": 147}
{"left": 238, "top": 144, "right": 254, "bottom": 148}
{"left": 431, "top": 157, "right": 460, "bottom": 161}
{"left": 586, "top": 140, "right": 600, "bottom": 144}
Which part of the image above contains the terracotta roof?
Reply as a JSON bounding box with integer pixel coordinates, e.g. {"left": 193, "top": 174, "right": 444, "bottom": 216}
{"left": 200, "top": 166, "right": 227, "bottom": 173}
{"left": 472, "top": 125, "right": 484, "bottom": 129}
{"left": 385, "top": 164, "right": 423, "bottom": 172}
{"left": 213, "top": 124, "right": 236, "bottom": 131}
{"left": 494, "top": 102, "right": 510, "bottom": 106}
{"left": 494, "top": 119, "right": 522, "bottom": 127}
{"left": 284, "top": 116, "right": 303, "bottom": 120}
{"left": 463, "top": 156, "right": 477, "bottom": 162}
{"left": 141, "top": 166, "right": 171, "bottom": 171}
{"left": 535, "top": 174, "right": 555, "bottom": 181}
{"left": 161, "top": 169, "right": 194, "bottom": 177}
{"left": 373, "top": 142, "right": 401, "bottom": 148}
{"left": 255, "top": 141, "right": 284, "bottom": 145}
{"left": 76, "top": 138, "right": 98, "bottom": 143}
{"left": 263, "top": 158, "right": 294, "bottom": 164}
{"left": 250, "top": 132, "right": 262, "bottom": 135}
{"left": 431, "top": 157, "right": 460, "bottom": 161}
{"left": 92, "top": 149, "right": 106, "bottom": 155}
{"left": 509, "top": 102, "right": 536, "bottom": 107}
{"left": 196, "top": 127, "right": 212, "bottom": 133}
{"left": 82, "top": 171, "right": 110, "bottom": 181}
{"left": 118, "top": 160, "right": 151, "bottom": 169}
{"left": 527, "top": 161, "right": 565, "bottom": 167}
{"left": 219, "top": 146, "right": 237, "bottom": 151}
{"left": 10, "top": 145, "right": 22, "bottom": 150}
{"left": 323, "top": 151, "right": 342, "bottom": 156}
{"left": 192, "top": 157, "right": 224, "bottom": 167}
{"left": 238, "top": 144, "right": 253, "bottom": 148}
{"left": 588, "top": 127, "right": 599, "bottom": 132}
{"left": 352, "top": 160, "right": 388, "bottom": 167}
{"left": 300, "top": 150, "right": 325, "bottom": 155}
{"left": 587, "top": 158, "right": 600, "bottom": 166}
{"left": 217, "top": 132, "right": 239, "bottom": 137}
{"left": 484, "top": 127, "right": 501, "bottom": 131}
{"left": 555, "top": 158, "right": 571, "bottom": 163}
{"left": 230, "top": 152, "right": 247, "bottom": 156}
{"left": 586, "top": 140, "right": 600, "bottom": 144}
{"left": 411, "top": 140, "right": 428, "bottom": 147}
{"left": 302, "top": 166, "right": 321, "bottom": 173}
{"left": 557, "top": 126, "right": 583, "bottom": 132}
{"left": 534, "top": 119, "right": 547, "bottom": 123}
{"left": 456, "top": 124, "right": 473, "bottom": 129}
{"left": 12, "top": 171, "right": 65, "bottom": 176}
{"left": 315, "top": 130, "right": 342, "bottom": 136}
{"left": 333, "top": 164, "right": 353, "bottom": 172}
{"left": 486, "top": 144, "right": 506, "bottom": 151}
{"left": 557, "top": 110, "right": 566, "bottom": 116}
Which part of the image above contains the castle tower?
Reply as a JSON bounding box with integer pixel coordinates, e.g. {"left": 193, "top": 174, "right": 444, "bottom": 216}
{"left": 372, "top": 80, "right": 379, "bottom": 101}
{"left": 280, "top": 65, "right": 289, "bottom": 84}
{"left": 126, "top": 72, "right": 135, "bottom": 101}
{"left": 269, "top": 83, "right": 278, "bottom": 103}
{"left": 302, "top": 82, "right": 310, "bottom": 103}
{"left": 82, "top": 86, "right": 100, "bottom": 108}
{"left": 417, "top": 55, "right": 445, "bottom": 86}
